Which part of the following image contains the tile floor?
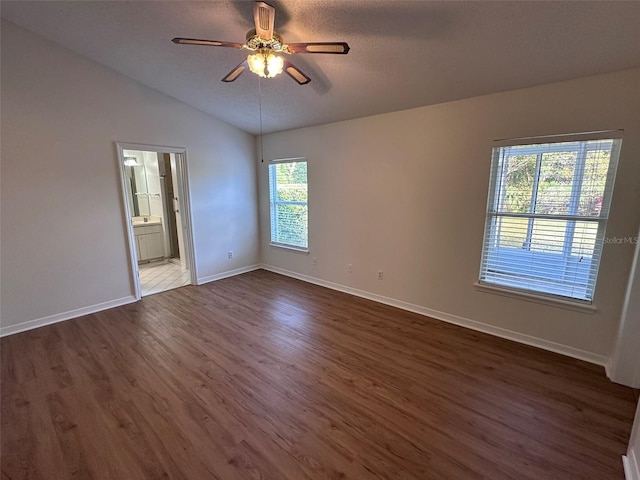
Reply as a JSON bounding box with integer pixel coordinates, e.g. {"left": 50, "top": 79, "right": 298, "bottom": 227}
{"left": 139, "top": 260, "right": 191, "bottom": 296}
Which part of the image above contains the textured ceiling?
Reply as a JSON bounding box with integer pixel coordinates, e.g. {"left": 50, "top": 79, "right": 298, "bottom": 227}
{"left": 2, "top": 1, "right": 640, "bottom": 135}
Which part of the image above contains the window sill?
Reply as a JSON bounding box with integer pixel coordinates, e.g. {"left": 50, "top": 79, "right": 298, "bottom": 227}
{"left": 270, "top": 243, "right": 309, "bottom": 254}
{"left": 474, "top": 282, "right": 597, "bottom": 313}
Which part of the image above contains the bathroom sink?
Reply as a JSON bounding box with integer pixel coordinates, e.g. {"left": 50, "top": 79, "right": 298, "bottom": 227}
{"left": 132, "top": 219, "right": 161, "bottom": 226}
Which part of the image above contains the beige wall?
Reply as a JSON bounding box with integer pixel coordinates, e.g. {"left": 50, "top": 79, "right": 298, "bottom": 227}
{"left": 1, "top": 21, "right": 259, "bottom": 332}
{"left": 258, "top": 68, "right": 640, "bottom": 361}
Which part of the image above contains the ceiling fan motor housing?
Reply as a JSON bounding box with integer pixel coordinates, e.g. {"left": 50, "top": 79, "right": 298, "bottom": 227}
{"left": 245, "top": 29, "right": 283, "bottom": 52}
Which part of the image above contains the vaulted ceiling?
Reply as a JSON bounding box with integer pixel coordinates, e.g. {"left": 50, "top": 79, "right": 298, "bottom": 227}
{"left": 3, "top": 1, "right": 640, "bottom": 134}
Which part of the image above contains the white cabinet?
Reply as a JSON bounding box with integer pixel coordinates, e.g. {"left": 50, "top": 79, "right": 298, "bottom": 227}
{"left": 133, "top": 224, "right": 164, "bottom": 262}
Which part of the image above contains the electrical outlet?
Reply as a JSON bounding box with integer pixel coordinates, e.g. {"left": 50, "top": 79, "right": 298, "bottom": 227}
{"left": 377, "top": 270, "right": 384, "bottom": 280}
{"left": 347, "top": 264, "right": 352, "bottom": 273}
{"left": 228, "top": 251, "right": 233, "bottom": 259}
{"left": 312, "top": 257, "right": 317, "bottom": 266}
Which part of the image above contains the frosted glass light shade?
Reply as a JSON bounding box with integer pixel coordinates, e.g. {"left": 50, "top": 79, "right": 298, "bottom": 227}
{"left": 247, "top": 52, "right": 284, "bottom": 78}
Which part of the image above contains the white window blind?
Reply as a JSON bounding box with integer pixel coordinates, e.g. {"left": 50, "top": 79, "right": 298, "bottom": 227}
{"left": 479, "top": 133, "right": 622, "bottom": 302}
{"left": 268, "top": 159, "right": 308, "bottom": 250}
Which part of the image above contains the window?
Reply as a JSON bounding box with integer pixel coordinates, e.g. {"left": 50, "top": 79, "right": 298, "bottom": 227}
{"left": 268, "top": 159, "right": 308, "bottom": 251}
{"left": 479, "top": 133, "right": 622, "bottom": 302}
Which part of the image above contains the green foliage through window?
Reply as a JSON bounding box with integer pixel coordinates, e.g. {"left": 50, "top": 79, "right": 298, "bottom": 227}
{"left": 480, "top": 136, "right": 621, "bottom": 301}
{"left": 269, "top": 160, "right": 308, "bottom": 249}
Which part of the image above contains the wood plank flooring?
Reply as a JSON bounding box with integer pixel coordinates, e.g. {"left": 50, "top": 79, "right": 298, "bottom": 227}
{"left": 1, "top": 269, "right": 637, "bottom": 479}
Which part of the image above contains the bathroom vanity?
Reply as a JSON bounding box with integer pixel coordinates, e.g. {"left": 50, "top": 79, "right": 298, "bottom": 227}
{"left": 132, "top": 217, "right": 164, "bottom": 262}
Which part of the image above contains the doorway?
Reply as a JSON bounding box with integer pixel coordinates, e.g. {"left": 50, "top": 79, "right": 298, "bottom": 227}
{"left": 117, "top": 143, "right": 196, "bottom": 298}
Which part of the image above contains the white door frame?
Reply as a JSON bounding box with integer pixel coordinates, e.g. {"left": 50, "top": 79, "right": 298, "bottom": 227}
{"left": 116, "top": 142, "right": 197, "bottom": 299}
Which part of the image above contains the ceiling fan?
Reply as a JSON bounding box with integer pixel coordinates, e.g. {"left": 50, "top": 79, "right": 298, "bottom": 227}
{"left": 172, "top": 1, "right": 350, "bottom": 85}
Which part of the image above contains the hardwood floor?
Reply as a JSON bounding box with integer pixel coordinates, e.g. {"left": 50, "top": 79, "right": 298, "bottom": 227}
{"left": 1, "top": 269, "right": 637, "bottom": 479}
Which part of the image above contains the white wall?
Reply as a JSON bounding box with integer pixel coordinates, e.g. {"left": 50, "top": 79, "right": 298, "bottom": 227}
{"left": 258, "top": 68, "right": 640, "bottom": 362}
{"left": 608, "top": 223, "right": 640, "bottom": 388}
{"left": 626, "top": 400, "right": 640, "bottom": 480}
{"left": 1, "top": 20, "right": 259, "bottom": 334}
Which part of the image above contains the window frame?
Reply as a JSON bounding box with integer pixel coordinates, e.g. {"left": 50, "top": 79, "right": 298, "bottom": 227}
{"left": 268, "top": 157, "right": 309, "bottom": 253}
{"left": 478, "top": 131, "right": 622, "bottom": 305}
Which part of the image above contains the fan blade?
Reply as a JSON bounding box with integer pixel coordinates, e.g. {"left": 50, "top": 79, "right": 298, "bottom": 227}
{"left": 253, "top": 2, "right": 275, "bottom": 40}
{"left": 222, "top": 61, "right": 248, "bottom": 83}
{"left": 286, "top": 42, "right": 350, "bottom": 54}
{"left": 284, "top": 61, "right": 311, "bottom": 85}
{"left": 172, "top": 38, "right": 244, "bottom": 49}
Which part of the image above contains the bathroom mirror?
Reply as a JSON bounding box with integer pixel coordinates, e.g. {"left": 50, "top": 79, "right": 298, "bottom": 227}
{"left": 124, "top": 152, "right": 151, "bottom": 217}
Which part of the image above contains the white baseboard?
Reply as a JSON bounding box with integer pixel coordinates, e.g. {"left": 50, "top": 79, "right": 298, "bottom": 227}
{"left": 0, "top": 295, "right": 137, "bottom": 337}
{"left": 624, "top": 451, "right": 639, "bottom": 480}
{"left": 196, "top": 264, "right": 261, "bottom": 285}
{"left": 2, "top": 264, "right": 608, "bottom": 367}
{"left": 260, "top": 264, "right": 607, "bottom": 366}
{"left": 0, "top": 264, "right": 262, "bottom": 338}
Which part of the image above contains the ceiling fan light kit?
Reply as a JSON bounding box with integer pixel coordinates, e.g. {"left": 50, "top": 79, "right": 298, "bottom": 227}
{"left": 172, "top": 1, "right": 350, "bottom": 85}
{"left": 247, "top": 50, "right": 284, "bottom": 78}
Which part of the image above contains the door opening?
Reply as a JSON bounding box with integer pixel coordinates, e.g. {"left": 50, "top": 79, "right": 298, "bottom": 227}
{"left": 117, "top": 143, "right": 196, "bottom": 298}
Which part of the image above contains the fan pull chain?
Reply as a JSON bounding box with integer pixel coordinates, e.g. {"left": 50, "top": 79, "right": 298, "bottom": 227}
{"left": 258, "top": 76, "right": 264, "bottom": 162}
